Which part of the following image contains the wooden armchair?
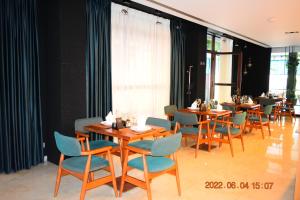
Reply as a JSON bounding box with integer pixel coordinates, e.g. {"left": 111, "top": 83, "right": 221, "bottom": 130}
{"left": 54, "top": 131, "right": 118, "bottom": 200}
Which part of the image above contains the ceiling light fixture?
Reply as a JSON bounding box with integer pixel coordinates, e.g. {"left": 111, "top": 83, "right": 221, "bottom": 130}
{"left": 285, "top": 31, "right": 299, "bottom": 34}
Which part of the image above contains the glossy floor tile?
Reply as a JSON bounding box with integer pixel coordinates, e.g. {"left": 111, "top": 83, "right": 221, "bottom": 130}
{"left": 0, "top": 117, "right": 299, "bottom": 200}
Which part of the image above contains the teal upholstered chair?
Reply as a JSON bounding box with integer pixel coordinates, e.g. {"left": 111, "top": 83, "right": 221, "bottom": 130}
{"left": 164, "top": 105, "right": 178, "bottom": 128}
{"left": 74, "top": 117, "right": 119, "bottom": 152}
{"left": 128, "top": 117, "right": 171, "bottom": 150}
{"left": 120, "top": 133, "right": 182, "bottom": 200}
{"left": 53, "top": 131, "right": 118, "bottom": 200}
{"left": 174, "top": 111, "right": 210, "bottom": 157}
{"left": 246, "top": 105, "right": 272, "bottom": 139}
{"left": 213, "top": 112, "right": 247, "bottom": 157}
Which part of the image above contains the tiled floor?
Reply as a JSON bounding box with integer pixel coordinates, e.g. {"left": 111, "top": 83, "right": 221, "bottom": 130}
{"left": 0, "top": 117, "right": 299, "bottom": 200}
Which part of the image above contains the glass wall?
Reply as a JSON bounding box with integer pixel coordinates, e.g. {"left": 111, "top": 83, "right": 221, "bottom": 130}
{"left": 269, "top": 52, "right": 300, "bottom": 98}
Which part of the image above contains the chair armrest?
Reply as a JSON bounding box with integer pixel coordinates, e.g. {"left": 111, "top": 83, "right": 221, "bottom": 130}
{"left": 247, "top": 110, "right": 258, "bottom": 114}
{"left": 198, "top": 120, "right": 210, "bottom": 124}
{"left": 154, "top": 130, "right": 173, "bottom": 137}
{"left": 126, "top": 145, "right": 151, "bottom": 155}
{"left": 81, "top": 146, "right": 112, "bottom": 155}
{"left": 76, "top": 137, "right": 86, "bottom": 142}
{"left": 75, "top": 131, "right": 90, "bottom": 138}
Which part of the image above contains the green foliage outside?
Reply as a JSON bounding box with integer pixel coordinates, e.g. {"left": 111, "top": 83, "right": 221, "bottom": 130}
{"left": 286, "top": 52, "right": 299, "bottom": 101}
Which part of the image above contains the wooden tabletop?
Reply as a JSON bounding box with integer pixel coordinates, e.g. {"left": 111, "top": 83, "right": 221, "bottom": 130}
{"left": 178, "top": 108, "right": 232, "bottom": 117}
{"left": 84, "top": 123, "right": 165, "bottom": 141}
{"left": 220, "top": 102, "right": 260, "bottom": 110}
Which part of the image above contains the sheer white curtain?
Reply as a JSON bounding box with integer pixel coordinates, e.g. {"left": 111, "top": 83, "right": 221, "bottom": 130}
{"left": 111, "top": 3, "right": 171, "bottom": 119}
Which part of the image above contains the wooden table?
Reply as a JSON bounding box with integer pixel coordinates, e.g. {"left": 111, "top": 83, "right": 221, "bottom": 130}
{"left": 220, "top": 102, "right": 260, "bottom": 111}
{"left": 178, "top": 108, "right": 232, "bottom": 120}
{"left": 178, "top": 108, "right": 232, "bottom": 151}
{"left": 84, "top": 123, "right": 165, "bottom": 162}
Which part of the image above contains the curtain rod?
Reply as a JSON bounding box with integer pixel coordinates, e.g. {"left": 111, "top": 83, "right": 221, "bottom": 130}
{"left": 143, "top": 0, "right": 271, "bottom": 48}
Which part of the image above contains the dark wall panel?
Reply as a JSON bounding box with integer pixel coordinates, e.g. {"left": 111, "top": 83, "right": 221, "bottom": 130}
{"left": 233, "top": 40, "right": 271, "bottom": 97}
{"left": 38, "top": 0, "right": 86, "bottom": 164}
{"left": 184, "top": 21, "right": 207, "bottom": 106}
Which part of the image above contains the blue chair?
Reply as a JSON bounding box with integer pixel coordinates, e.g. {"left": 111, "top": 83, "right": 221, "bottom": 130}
{"left": 164, "top": 105, "right": 178, "bottom": 128}
{"left": 53, "top": 131, "right": 118, "bottom": 200}
{"left": 246, "top": 105, "right": 272, "bottom": 139}
{"left": 75, "top": 117, "right": 119, "bottom": 152}
{"left": 120, "top": 133, "right": 182, "bottom": 200}
{"left": 213, "top": 112, "right": 247, "bottom": 157}
{"left": 174, "top": 111, "right": 210, "bottom": 158}
{"left": 128, "top": 117, "right": 171, "bottom": 150}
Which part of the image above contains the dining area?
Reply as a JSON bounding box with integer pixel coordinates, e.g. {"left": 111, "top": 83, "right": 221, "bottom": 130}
{"left": 1, "top": 0, "right": 300, "bottom": 200}
{"left": 51, "top": 94, "right": 297, "bottom": 200}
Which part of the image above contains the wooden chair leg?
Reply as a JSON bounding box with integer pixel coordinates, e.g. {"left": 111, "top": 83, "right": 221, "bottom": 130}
{"left": 228, "top": 136, "right": 234, "bottom": 157}
{"left": 107, "top": 151, "right": 118, "bottom": 197}
{"left": 89, "top": 172, "right": 94, "bottom": 182}
{"left": 267, "top": 123, "right": 271, "bottom": 136}
{"left": 219, "top": 134, "right": 223, "bottom": 148}
{"left": 80, "top": 155, "right": 91, "bottom": 200}
{"left": 119, "top": 149, "right": 129, "bottom": 197}
{"left": 240, "top": 135, "right": 245, "bottom": 152}
{"left": 54, "top": 167, "right": 62, "bottom": 197}
{"left": 142, "top": 155, "right": 152, "bottom": 200}
{"left": 261, "top": 124, "right": 265, "bottom": 139}
{"left": 54, "top": 154, "right": 64, "bottom": 197}
{"left": 195, "top": 137, "right": 200, "bottom": 158}
{"left": 185, "top": 137, "right": 188, "bottom": 146}
{"left": 174, "top": 153, "right": 181, "bottom": 196}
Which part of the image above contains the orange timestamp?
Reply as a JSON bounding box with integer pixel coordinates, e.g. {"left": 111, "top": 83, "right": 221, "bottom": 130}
{"left": 204, "top": 181, "right": 274, "bottom": 190}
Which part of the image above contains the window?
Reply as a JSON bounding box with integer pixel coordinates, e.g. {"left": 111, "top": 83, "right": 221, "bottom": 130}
{"left": 269, "top": 52, "right": 300, "bottom": 97}
{"left": 111, "top": 3, "right": 171, "bottom": 118}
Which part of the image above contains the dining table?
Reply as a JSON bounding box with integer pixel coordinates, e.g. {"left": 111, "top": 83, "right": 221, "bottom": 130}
{"left": 178, "top": 108, "right": 232, "bottom": 151}
{"left": 178, "top": 108, "right": 232, "bottom": 120}
{"left": 220, "top": 102, "right": 260, "bottom": 111}
{"left": 84, "top": 123, "right": 165, "bottom": 163}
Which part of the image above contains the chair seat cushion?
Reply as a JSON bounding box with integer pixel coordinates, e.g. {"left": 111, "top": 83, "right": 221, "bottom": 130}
{"left": 128, "top": 140, "right": 154, "bottom": 150}
{"left": 214, "top": 127, "right": 241, "bottom": 135}
{"left": 87, "top": 140, "right": 118, "bottom": 150}
{"left": 128, "top": 156, "right": 174, "bottom": 173}
{"left": 62, "top": 156, "right": 108, "bottom": 172}
{"left": 179, "top": 127, "right": 207, "bottom": 135}
{"left": 249, "top": 116, "right": 269, "bottom": 122}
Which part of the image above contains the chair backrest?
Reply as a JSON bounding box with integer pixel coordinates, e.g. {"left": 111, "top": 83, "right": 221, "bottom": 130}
{"left": 222, "top": 105, "right": 235, "bottom": 112}
{"left": 146, "top": 117, "right": 171, "bottom": 131}
{"left": 232, "top": 112, "right": 247, "bottom": 126}
{"left": 263, "top": 105, "right": 273, "bottom": 115}
{"left": 164, "top": 105, "right": 178, "bottom": 115}
{"left": 174, "top": 111, "right": 198, "bottom": 125}
{"left": 75, "top": 117, "right": 103, "bottom": 133}
{"left": 151, "top": 133, "right": 182, "bottom": 156}
{"left": 54, "top": 131, "right": 82, "bottom": 156}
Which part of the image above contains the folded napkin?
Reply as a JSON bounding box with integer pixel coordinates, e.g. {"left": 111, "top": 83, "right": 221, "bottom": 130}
{"left": 191, "top": 101, "right": 198, "bottom": 108}
{"left": 248, "top": 98, "right": 253, "bottom": 104}
{"left": 261, "top": 92, "right": 265, "bottom": 97}
{"left": 136, "top": 116, "right": 146, "bottom": 128}
{"left": 105, "top": 111, "right": 114, "bottom": 123}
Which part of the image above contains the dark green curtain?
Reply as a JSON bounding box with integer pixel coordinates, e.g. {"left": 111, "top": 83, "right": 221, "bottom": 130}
{"left": 0, "top": 0, "right": 43, "bottom": 173}
{"left": 86, "top": 0, "right": 112, "bottom": 139}
{"left": 170, "top": 20, "right": 185, "bottom": 108}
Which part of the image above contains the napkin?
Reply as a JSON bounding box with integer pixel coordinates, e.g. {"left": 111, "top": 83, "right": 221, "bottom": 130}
{"left": 261, "top": 92, "right": 265, "bottom": 97}
{"left": 191, "top": 100, "right": 198, "bottom": 108}
{"left": 248, "top": 97, "right": 253, "bottom": 104}
{"left": 105, "top": 111, "right": 114, "bottom": 123}
{"left": 136, "top": 116, "right": 146, "bottom": 128}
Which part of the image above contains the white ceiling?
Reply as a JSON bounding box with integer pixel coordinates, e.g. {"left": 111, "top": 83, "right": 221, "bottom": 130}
{"left": 134, "top": 0, "right": 300, "bottom": 48}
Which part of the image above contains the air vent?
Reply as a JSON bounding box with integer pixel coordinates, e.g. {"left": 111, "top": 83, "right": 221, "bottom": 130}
{"left": 285, "top": 31, "right": 299, "bottom": 34}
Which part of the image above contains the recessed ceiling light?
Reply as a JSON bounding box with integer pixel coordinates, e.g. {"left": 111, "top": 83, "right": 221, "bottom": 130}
{"left": 285, "top": 31, "right": 299, "bottom": 34}
{"left": 267, "top": 17, "right": 277, "bottom": 23}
